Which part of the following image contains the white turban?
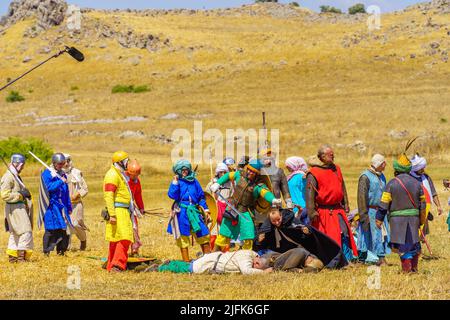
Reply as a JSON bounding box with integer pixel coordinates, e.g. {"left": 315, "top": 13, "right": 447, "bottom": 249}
{"left": 411, "top": 154, "right": 426, "bottom": 172}
{"left": 215, "top": 163, "right": 229, "bottom": 174}
{"left": 371, "top": 154, "right": 385, "bottom": 169}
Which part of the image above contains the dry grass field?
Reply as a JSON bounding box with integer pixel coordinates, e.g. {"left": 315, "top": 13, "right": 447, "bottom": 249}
{"left": 0, "top": 2, "right": 449, "bottom": 299}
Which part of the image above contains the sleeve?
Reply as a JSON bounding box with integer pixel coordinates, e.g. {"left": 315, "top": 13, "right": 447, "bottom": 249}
{"left": 78, "top": 172, "right": 89, "bottom": 198}
{"left": 196, "top": 180, "right": 208, "bottom": 210}
{"left": 255, "top": 184, "right": 275, "bottom": 203}
{"left": 379, "top": 181, "right": 393, "bottom": 211}
{"left": 357, "top": 175, "right": 370, "bottom": 221}
{"left": 418, "top": 185, "right": 426, "bottom": 211}
{"left": 64, "top": 184, "right": 72, "bottom": 213}
{"left": 305, "top": 173, "right": 318, "bottom": 220}
{"left": 168, "top": 180, "right": 181, "bottom": 201}
{"left": 427, "top": 176, "right": 437, "bottom": 198}
{"left": 237, "top": 252, "right": 264, "bottom": 275}
{"left": 134, "top": 179, "right": 145, "bottom": 210}
{"left": 217, "top": 172, "right": 234, "bottom": 185}
{"left": 341, "top": 178, "right": 350, "bottom": 212}
{"left": 0, "top": 175, "right": 22, "bottom": 203}
{"left": 279, "top": 169, "right": 291, "bottom": 200}
{"left": 103, "top": 170, "right": 119, "bottom": 217}
{"left": 43, "top": 170, "right": 64, "bottom": 194}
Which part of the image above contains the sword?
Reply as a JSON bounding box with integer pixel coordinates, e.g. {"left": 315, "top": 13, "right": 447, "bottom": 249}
{"left": 28, "top": 151, "right": 65, "bottom": 181}
{"left": 214, "top": 188, "right": 250, "bottom": 222}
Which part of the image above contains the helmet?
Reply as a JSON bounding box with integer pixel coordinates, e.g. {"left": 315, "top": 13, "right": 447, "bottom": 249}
{"left": 126, "top": 159, "right": 141, "bottom": 177}
{"left": 247, "top": 158, "right": 263, "bottom": 173}
{"left": 223, "top": 157, "right": 235, "bottom": 166}
{"left": 112, "top": 151, "right": 129, "bottom": 163}
{"left": 11, "top": 153, "right": 26, "bottom": 164}
{"left": 52, "top": 153, "right": 66, "bottom": 164}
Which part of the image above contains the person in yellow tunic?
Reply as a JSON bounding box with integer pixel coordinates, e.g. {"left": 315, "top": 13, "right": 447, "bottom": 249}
{"left": 103, "top": 151, "right": 134, "bottom": 272}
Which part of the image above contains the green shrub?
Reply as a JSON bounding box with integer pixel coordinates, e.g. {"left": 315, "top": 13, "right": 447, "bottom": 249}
{"left": 0, "top": 137, "right": 53, "bottom": 163}
{"left": 6, "top": 91, "right": 25, "bottom": 103}
{"left": 290, "top": 2, "right": 300, "bottom": 7}
{"left": 255, "top": 0, "right": 278, "bottom": 3}
{"left": 112, "top": 84, "right": 151, "bottom": 94}
{"left": 70, "top": 85, "right": 79, "bottom": 91}
{"left": 348, "top": 3, "right": 366, "bottom": 14}
{"left": 320, "top": 5, "right": 342, "bottom": 13}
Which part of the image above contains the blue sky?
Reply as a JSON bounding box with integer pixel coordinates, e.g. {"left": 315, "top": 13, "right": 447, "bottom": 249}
{"left": 0, "top": 0, "right": 427, "bottom": 15}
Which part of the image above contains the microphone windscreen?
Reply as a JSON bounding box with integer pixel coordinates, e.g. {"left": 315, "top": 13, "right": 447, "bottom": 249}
{"left": 67, "top": 47, "right": 84, "bottom": 62}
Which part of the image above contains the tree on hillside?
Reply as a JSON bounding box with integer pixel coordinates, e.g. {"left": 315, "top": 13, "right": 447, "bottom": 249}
{"left": 255, "top": 0, "right": 279, "bottom": 3}
{"left": 348, "top": 3, "right": 366, "bottom": 14}
{"left": 320, "top": 5, "right": 342, "bottom": 14}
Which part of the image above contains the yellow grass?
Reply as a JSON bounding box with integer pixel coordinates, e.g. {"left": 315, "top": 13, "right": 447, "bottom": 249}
{"left": 0, "top": 5, "right": 449, "bottom": 299}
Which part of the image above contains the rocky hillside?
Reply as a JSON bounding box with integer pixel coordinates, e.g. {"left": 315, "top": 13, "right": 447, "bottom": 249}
{"left": 0, "top": 0, "right": 448, "bottom": 170}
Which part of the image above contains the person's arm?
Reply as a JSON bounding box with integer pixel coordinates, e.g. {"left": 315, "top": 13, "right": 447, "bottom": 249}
{"left": 196, "top": 180, "right": 208, "bottom": 211}
{"left": 43, "top": 170, "right": 65, "bottom": 193}
{"left": 78, "top": 171, "right": 89, "bottom": 198}
{"left": 256, "top": 184, "right": 275, "bottom": 203}
{"left": 305, "top": 173, "right": 318, "bottom": 221}
{"left": 104, "top": 171, "right": 119, "bottom": 220}
{"left": 279, "top": 169, "right": 292, "bottom": 202}
{"left": 168, "top": 178, "right": 181, "bottom": 201}
{"left": 64, "top": 183, "right": 72, "bottom": 214}
{"left": 0, "top": 175, "right": 22, "bottom": 203}
{"left": 342, "top": 178, "right": 350, "bottom": 213}
{"left": 376, "top": 182, "right": 392, "bottom": 227}
{"left": 356, "top": 175, "right": 370, "bottom": 227}
{"left": 134, "top": 179, "right": 145, "bottom": 211}
{"left": 428, "top": 176, "right": 443, "bottom": 215}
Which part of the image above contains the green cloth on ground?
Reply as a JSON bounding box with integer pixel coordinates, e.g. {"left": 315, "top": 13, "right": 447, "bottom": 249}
{"left": 158, "top": 260, "right": 191, "bottom": 273}
{"left": 180, "top": 203, "right": 202, "bottom": 233}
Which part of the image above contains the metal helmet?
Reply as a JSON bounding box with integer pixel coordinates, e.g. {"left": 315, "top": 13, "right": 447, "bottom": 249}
{"left": 112, "top": 151, "right": 129, "bottom": 163}
{"left": 11, "top": 153, "right": 26, "bottom": 164}
{"left": 126, "top": 159, "right": 141, "bottom": 177}
{"left": 52, "top": 153, "right": 66, "bottom": 164}
{"left": 223, "top": 157, "right": 235, "bottom": 166}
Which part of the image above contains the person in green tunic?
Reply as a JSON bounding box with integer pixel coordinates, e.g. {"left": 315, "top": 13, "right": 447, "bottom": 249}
{"left": 209, "top": 158, "right": 281, "bottom": 251}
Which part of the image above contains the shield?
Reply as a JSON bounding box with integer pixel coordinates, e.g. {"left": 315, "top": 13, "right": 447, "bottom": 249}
{"left": 199, "top": 192, "right": 218, "bottom": 231}
{"left": 255, "top": 173, "right": 274, "bottom": 216}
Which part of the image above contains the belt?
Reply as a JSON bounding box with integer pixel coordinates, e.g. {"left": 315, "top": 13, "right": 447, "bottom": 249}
{"left": 114, "top": 202, "right": 130, "bottom": 208}
{"left": 6, "top": 201, "right": 24, "bottom": 205}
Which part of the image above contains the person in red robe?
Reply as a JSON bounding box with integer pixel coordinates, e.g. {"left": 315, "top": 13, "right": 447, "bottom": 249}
{"left": 305, "top": 145, "right": 357, "bottom": 262}
{"left": 126, "top": 159, "right": 145, "bottom": 256}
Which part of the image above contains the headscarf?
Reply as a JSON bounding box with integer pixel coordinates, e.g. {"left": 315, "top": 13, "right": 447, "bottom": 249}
{"left": 285, "top": 156, "right": 308, "bottom": 181}
{"left": 393, "top": 159, "right": 411, "bottom": 174}
{"left": 247, "top": 158, "right": 263, "bottom": 174}
{"left": 215, "top": 163, "right": 229, "bottom": 175}
{"left": 371, "top": 154, "right": 385, "bottom": 169}
{"left": 172, "top": 159, "right": 196, "bottom": 182}
{"left": 410, "top": 154, "right": 426, "bottom": 173}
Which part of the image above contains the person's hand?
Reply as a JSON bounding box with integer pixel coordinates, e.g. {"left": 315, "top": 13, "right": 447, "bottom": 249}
{"left": 50, "top": 168, "right": 58, "bottom": 178}
{"left": 109, "top": 216, "right": 117, "bottom": 225}
{"left": 271, "top": 198, "right": 282, "bottom": 208}
{"left": 285, "top": 198, "right": 294, "bottom": 209}
{"left": 71, "top": 193, "right": 81, "bottom": 202}
{"left": 375, "top": 220, "right": 383, "bottom": 229}
{"left": 437, "top": 206, "right": 443, "bottom": 216}
{"left": 263, "top": 267, "right": 273, "bottom": 273}
{"left": 140, "top": 208, "right": 145, "bottom": 215}
{"left": 311, "top": 213, "right": 319, "bottom": 224}
{"left": 301, "top": 227, "right": 310, "bottom": 235}
{"left": 18, "top": 188, "right": 32, "bottom": 200}
{"left": 210, "top": 182, "right": 220, "bottom": 193}
{"left": 204, "top": 209, "right": 211, "bottom": 223}
{"left": 258, "top": 233, "right": 265, "bottom": 243}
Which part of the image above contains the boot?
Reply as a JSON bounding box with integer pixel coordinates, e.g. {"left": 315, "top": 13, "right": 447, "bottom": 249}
{"left": 17, "top": 250, "right": 26, "bottom": 262}
{"left": 201, "top": 243, "right": 211, "bottom": 255}
{"left": 411, "top": 254, "right": 420, "bottom": 273}
{"left": 8, "top": 255, "right": 18, "bottom": 263}
{"left": 180, "top": 248, "right": 190, "bottom": 262}
{"left": 80, "top": 240, "right": 87, "bottom": 251}
{"left": 401, "top": 258, "right": 412, "bottom": 273}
